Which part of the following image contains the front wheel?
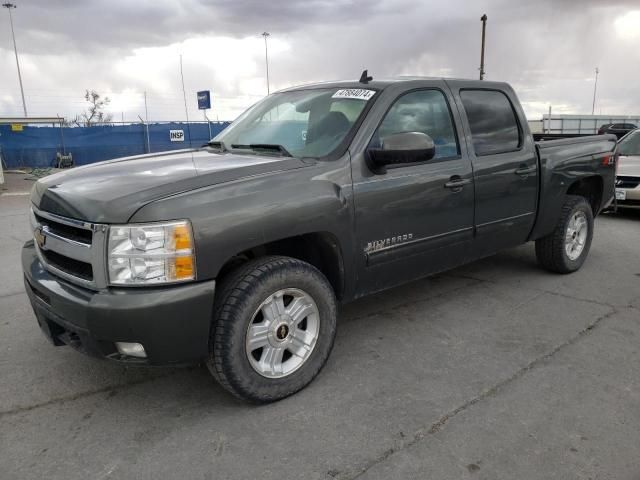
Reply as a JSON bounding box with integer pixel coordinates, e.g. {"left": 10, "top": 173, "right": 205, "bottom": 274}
{"left": 535, "top": 195, "right": 594, "bottom": 273}
{"left": 207, "top": 256, "right": 337, "bottom": 403}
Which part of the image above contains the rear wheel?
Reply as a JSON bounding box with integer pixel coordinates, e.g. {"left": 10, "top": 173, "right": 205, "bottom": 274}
{"left": 535, "top": 195, "right": 594, "bottom": 273}
{"left": 207, "top": 256, "right": 337, "bottom": 403}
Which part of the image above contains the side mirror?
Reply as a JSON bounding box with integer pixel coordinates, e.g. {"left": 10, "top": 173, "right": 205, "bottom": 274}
{"left": 368, "top": 132, "right": 436, "bottom": 173}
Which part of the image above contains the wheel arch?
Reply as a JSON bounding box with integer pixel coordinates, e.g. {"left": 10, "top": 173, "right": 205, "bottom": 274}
{"left": 216, "top": 231, "right": 346, "bottom": 301}
{"left": 565, "top": 175, "right": 604, "bottom": 216}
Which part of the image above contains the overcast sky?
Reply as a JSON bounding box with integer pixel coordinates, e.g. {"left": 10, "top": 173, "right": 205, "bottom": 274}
{"left": 1, "top": 0, "right": 639, "bottom": 122}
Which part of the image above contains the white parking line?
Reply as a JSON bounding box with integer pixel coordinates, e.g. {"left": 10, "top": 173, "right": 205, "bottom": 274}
{"left": 0, "top": 192, "right": 31, "bottom": 196}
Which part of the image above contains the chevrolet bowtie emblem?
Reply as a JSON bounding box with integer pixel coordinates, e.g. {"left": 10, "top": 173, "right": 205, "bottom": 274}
{"left": 34, "top": 226, "right": 47, "bottom": 250}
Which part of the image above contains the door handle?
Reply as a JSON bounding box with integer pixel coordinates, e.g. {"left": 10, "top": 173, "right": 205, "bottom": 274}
{"left": 444, "top": 177, "right": 471, "bottom": 190}
{"left": 515, "top": 165, "right": 536, "bottom": 177}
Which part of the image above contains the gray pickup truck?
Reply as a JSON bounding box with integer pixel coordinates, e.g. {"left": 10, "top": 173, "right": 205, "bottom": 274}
{"left": 23, "top": 76, "right": 617, "bottom": 402}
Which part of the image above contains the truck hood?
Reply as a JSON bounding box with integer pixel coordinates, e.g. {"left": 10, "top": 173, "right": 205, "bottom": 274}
{"left": 618, "top": 155, "right": 640, "bottom": 177}
{"left": 31, "top": 148, "right": 307, "bottom": 223}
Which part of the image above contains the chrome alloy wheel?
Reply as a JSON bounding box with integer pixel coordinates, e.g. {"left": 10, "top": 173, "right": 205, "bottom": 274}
{"left": 565, "top": 211, "right": 588, "bottom": 261}
{"left": 245, "top": 288, "right": 320, "bottom": 379}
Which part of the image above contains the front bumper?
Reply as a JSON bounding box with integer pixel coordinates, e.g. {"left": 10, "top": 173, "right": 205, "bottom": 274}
{"left": 22, "top": 240, "right": 215, "bottom": 365}
{"left": 616, "top": 188, "right": 640, "bottom": 206}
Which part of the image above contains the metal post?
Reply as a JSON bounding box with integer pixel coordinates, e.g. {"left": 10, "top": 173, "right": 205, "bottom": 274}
{"left": 479, "top": 14, "right": 487, "bottom": 80}
{"left": 138, "top": 115, "right": 150, "bottom": 154}
{"left": 591, "top": 67, "right": 599, "bottom": 115}
{"left": 179, "top": 54, "right": 192, "bottom": 147}
{"left": 2, "top": 3, "right": 27, "bottom": 116}
{"left": 143, "top": 91, "right": 150, "bottom": 152}
{"left": 262, "top": 32, "right": 271, "bottom": 94}
{"left": 204, "top": 112, "right": 212, "bottom": 139}
{"left": 57, "top": 115, "right": 65, "bottom": 155}
{"left": 547, "top": 105, "right": 552, "bottom": 133}
{"left": 144, "top": 91, "right": 149, "bottom": 123}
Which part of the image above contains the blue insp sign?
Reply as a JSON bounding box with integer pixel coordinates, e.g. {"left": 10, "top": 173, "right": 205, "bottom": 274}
{"left": 197, "top": 90, "right": 211, "bottom": 110}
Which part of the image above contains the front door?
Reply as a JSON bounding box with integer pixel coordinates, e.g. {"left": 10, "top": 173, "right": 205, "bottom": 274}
{"left": 351, "top": 87, "right": 475, "bottom": 297}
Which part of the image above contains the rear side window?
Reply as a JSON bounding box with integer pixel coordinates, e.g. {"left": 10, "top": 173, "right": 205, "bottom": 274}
{"left": 460, "top": 90, "right": 521, "bottom": 156}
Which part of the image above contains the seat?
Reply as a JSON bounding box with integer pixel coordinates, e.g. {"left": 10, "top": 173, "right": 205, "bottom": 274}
{"left": 306, "top": 111, "right": 351, "bottom": 145}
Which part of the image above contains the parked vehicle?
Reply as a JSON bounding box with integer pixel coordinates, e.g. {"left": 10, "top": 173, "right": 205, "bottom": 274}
{"left": 598, "top": 123, "right": 637, "bottom": 139}
{"left": 615, "top": 129, "right": 640, "bottom": 207}
{"left": 23, "top": 76, "right": 617, "bottom": 402}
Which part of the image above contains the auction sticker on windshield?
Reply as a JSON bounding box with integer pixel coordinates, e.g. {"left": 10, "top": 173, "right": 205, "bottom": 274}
{"left": 332, "top": 89, "right": 376, "bottom": 100}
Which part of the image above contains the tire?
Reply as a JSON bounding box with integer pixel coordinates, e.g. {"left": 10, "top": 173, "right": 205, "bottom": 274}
{"left": 207, "top": 256, "right": 337, "bottom": 403}
{"left": 535, "top": 195, "right": 594, "bottom": 274}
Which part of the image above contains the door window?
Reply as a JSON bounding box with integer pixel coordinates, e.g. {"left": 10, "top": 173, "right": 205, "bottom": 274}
{"left": 372, "top": 90, "right": 459, "bottom": 159}
{"left": 460, "top": 90, "right": 522, "bottom": 156}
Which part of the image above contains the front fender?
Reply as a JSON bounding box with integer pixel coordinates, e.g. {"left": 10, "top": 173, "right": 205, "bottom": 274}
{"left": 130, "top": 156, "right": 355, "bottom": 289}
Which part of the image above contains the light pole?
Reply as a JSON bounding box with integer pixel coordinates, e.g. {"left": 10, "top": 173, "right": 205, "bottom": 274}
{"left": 262, "top": 31, "right": 270, "bottom": 94}
{"left": 591, "top": 67, "right": 599, "bottom": 115}
{"left": 179, "top": 54, "right": 192, "bottom": 147}
{"left": 2, "top": 2, "right": 27, "bottom": 116}
{"left": 479, "top": 14, "right": 487, "bottom": 80}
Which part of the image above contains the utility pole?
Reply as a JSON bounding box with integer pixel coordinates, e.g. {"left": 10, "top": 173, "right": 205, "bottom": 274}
{"left": 143, "top": 91, "right": 150, "bottom": 153}
{"left": 262, "top": 32, "right": 270, "bottom": 94}
{"left": 144, "top": 91, "right": 149, "bottom": 124}
{"left": 2, "top": 2, "right": 27, "bottom": 116}
{"left": 479, "top": 14, "right": 487, "bottom": 80}
{"left": 591, "top": 67, "right": 599, "bottom": 115}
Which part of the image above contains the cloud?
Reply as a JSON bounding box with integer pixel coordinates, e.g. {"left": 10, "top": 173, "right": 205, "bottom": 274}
{"left": 0, "top": 0, "right": 639, "bottom": 121}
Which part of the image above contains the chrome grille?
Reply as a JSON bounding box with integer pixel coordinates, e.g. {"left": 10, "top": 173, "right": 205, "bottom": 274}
{"left": 30, "top": 207, "right": 109, "bottom": 289}
{"left": 616, "top": 176, "right": 640, "bottom": 189}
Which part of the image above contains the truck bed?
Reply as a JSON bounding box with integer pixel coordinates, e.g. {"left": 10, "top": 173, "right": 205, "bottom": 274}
{"left": 533, "top": 133, "right": 596, "bottom": 142}
{"left": 529, "top": 133, "right": 617, "bottom": 241}
{"left": 535, "top": 133, "right": 617, "bottom": 157}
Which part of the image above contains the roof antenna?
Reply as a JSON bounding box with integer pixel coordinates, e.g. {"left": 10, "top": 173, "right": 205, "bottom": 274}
{"left": 359, "top": 69, "right": 373, "bottom": 84}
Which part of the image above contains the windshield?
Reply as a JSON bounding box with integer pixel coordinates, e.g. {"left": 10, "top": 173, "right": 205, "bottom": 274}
{"left": 212, "top": 87, "right": 376, "bottom": 158}
{"left": 618, "top": 130, "right": 640, "bottom": 155}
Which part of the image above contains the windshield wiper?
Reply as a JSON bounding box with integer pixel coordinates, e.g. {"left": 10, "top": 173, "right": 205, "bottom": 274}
{"left": 206, "top": 140, "right": 228, "bottom": 152}
{"left": 230, "top": 143, "right": 293, "bottom": 157}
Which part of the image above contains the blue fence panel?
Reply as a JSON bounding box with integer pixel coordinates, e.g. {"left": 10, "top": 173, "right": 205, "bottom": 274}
{"left": 0, "top": 122, "right": 230, "bottom": 168}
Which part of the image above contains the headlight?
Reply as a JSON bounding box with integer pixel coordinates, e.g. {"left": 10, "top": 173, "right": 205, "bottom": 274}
{"left": 107, "top": 220, "right": 195, "bottom": 285}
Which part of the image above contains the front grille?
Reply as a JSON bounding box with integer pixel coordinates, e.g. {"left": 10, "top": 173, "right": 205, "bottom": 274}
{"left": 30, "top": 207, "right": 107, "bottom": 289}
{"left": 34, "top": 212, "right": 93, "bottom": 244}
{"left": 41, "top": 250, "right": 94, "bottom": 281}
{"left": 616, "top": 176, "right": 640, "bottom": 189}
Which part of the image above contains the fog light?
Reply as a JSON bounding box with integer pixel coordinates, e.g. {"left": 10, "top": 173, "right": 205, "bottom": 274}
{"left": 115, "top": 342, "right": 147, "bottom": 358}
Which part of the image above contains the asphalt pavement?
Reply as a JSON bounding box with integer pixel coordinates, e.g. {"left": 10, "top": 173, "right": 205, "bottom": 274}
{"left": 1, "top": 172, "right": 640, "bottom": 479}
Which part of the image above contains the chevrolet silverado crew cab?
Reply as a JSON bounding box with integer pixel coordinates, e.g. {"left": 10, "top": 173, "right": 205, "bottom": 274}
{"left": 23, "top": 76, "right": 617, "bottom": 402}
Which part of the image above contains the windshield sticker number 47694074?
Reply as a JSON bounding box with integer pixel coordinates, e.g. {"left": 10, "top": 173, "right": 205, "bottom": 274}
{"left": 332, "top": 89, "right": 376, "bottom": 101}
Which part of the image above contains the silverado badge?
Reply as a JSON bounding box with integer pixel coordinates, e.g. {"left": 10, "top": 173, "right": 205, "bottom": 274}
{"left": 365, "top": 234, "right": 413, "bottom": 254}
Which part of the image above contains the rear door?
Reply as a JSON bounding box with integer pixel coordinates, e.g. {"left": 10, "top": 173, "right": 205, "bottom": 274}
{"left": 448, "top": 83, "right": 538, "bottom": 253}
